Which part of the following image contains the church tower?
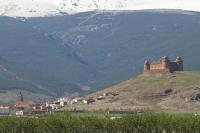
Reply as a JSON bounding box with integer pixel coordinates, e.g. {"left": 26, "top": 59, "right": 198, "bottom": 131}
{"left": 17, "top": 92, "right": 23, "bottom": 102}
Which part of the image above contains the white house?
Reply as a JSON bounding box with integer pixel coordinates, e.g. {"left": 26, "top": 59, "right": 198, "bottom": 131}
{"left": 16, "top": 110, "right": 23, "bottom": 116}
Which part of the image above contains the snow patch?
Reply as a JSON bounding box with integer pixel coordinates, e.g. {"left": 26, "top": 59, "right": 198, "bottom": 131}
{"left": 0, "top": 0, "right": 200, "bottom": 17}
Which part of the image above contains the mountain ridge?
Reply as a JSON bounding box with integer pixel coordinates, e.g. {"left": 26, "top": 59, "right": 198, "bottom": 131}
{"left": 1, "top": 0, "right": 200, "bottom": 17}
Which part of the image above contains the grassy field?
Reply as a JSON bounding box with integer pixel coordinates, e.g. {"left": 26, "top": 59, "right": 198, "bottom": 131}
{"left": 1, "top": 112, "right": 200, "bottom": 133}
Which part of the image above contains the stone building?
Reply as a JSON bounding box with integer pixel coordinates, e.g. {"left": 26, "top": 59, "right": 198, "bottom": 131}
{"left": 144, "top": 56, "right": 183, "bottom": 75}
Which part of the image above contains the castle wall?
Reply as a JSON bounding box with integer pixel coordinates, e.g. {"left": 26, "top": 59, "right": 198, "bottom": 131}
{"left": 144, "top": 69, "right": 169, "bottom": 75}
{"left": 144, "top": 56, "right": 183, "bottom": 75}
{"left": 150, "top": 63, "right": 163, "bottom": 70}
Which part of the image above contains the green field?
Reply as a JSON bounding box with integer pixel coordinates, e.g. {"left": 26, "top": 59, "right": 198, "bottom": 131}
{"left": 1, "top": 112, "right": 200, "bottom": 133}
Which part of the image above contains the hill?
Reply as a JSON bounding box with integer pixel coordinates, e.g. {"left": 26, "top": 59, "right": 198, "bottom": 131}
{"left": 66, "top": 71, "right": 200, "bottom": 112}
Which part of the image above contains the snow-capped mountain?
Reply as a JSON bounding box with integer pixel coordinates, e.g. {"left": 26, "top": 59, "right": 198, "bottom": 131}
{"left": 1, "top": 0, "right": 200, "bottom": 18}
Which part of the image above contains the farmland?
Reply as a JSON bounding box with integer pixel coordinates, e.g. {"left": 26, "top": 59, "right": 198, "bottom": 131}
{"left": 1, "top": 112, "right": 200, "bottom": 133}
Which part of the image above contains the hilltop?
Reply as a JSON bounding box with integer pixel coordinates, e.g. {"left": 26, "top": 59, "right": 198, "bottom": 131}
{"left": 65, "top": 71, "right": 200, "bottom": 112}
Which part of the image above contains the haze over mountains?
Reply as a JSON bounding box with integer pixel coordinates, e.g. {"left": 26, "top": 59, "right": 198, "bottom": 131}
{"left": 1, "top": 0, "right": 200, "bottom": 17}
{"left": 0, "top": 1, "right": 200, "bottom": 102}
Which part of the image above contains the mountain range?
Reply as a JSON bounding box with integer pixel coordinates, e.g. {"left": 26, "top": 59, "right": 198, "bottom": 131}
{"left": 1, "top": 0, "right": 200, "bottom": 17}
{"left": 1, "top": 1, "right": 200, "bottom": 102}
{"left": 0, "top": 10, "right": 200, "bottom": 103}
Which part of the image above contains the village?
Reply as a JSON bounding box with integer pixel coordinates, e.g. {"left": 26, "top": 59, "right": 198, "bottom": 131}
{"left": 0, "top": 91, "right": 120, "bottom": 116}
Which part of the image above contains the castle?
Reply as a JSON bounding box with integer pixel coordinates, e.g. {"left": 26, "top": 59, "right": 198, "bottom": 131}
{"left": 144, "top": 56, "right": 183, "bottom": 75}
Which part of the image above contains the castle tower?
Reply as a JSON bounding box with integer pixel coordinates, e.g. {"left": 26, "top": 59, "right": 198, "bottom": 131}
{"left": 144, "top": 60, "right": 150, "bottom": 71}
{"left": 17, "top": 92, "right": 23, "bottom": 102}
{"left": 175, "top": 56, "right": 183, "bottom": 71}
{"left": 161, "top": 56, "right": 169, "bottom": 70}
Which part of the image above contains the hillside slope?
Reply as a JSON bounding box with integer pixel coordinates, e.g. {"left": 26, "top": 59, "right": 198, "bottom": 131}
{"left": 70, "top": 72, "right": 200, "bottom": 111}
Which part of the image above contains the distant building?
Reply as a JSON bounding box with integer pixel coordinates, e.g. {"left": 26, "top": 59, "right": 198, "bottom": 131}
{"left": 82, "top": 99, "right": 88, "bottom": 104}
{"left": 15, "top": 101, "right": 34, "bottom": 108}
{"left": 0, "top": 106, "right": 10, "bottom": 115}
{"left": 16, "top": 110, "right": 23, "bottom": 116}
{"left": 144, "top": 56, "right": 183, "bottom": 75}
{"left": 87, "top": 98, "right": 95, "bottom": 104}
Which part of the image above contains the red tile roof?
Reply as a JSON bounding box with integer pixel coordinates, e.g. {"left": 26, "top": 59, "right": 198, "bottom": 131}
{"left": 15, "top": 101, "right": 34, "bottom": 107}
